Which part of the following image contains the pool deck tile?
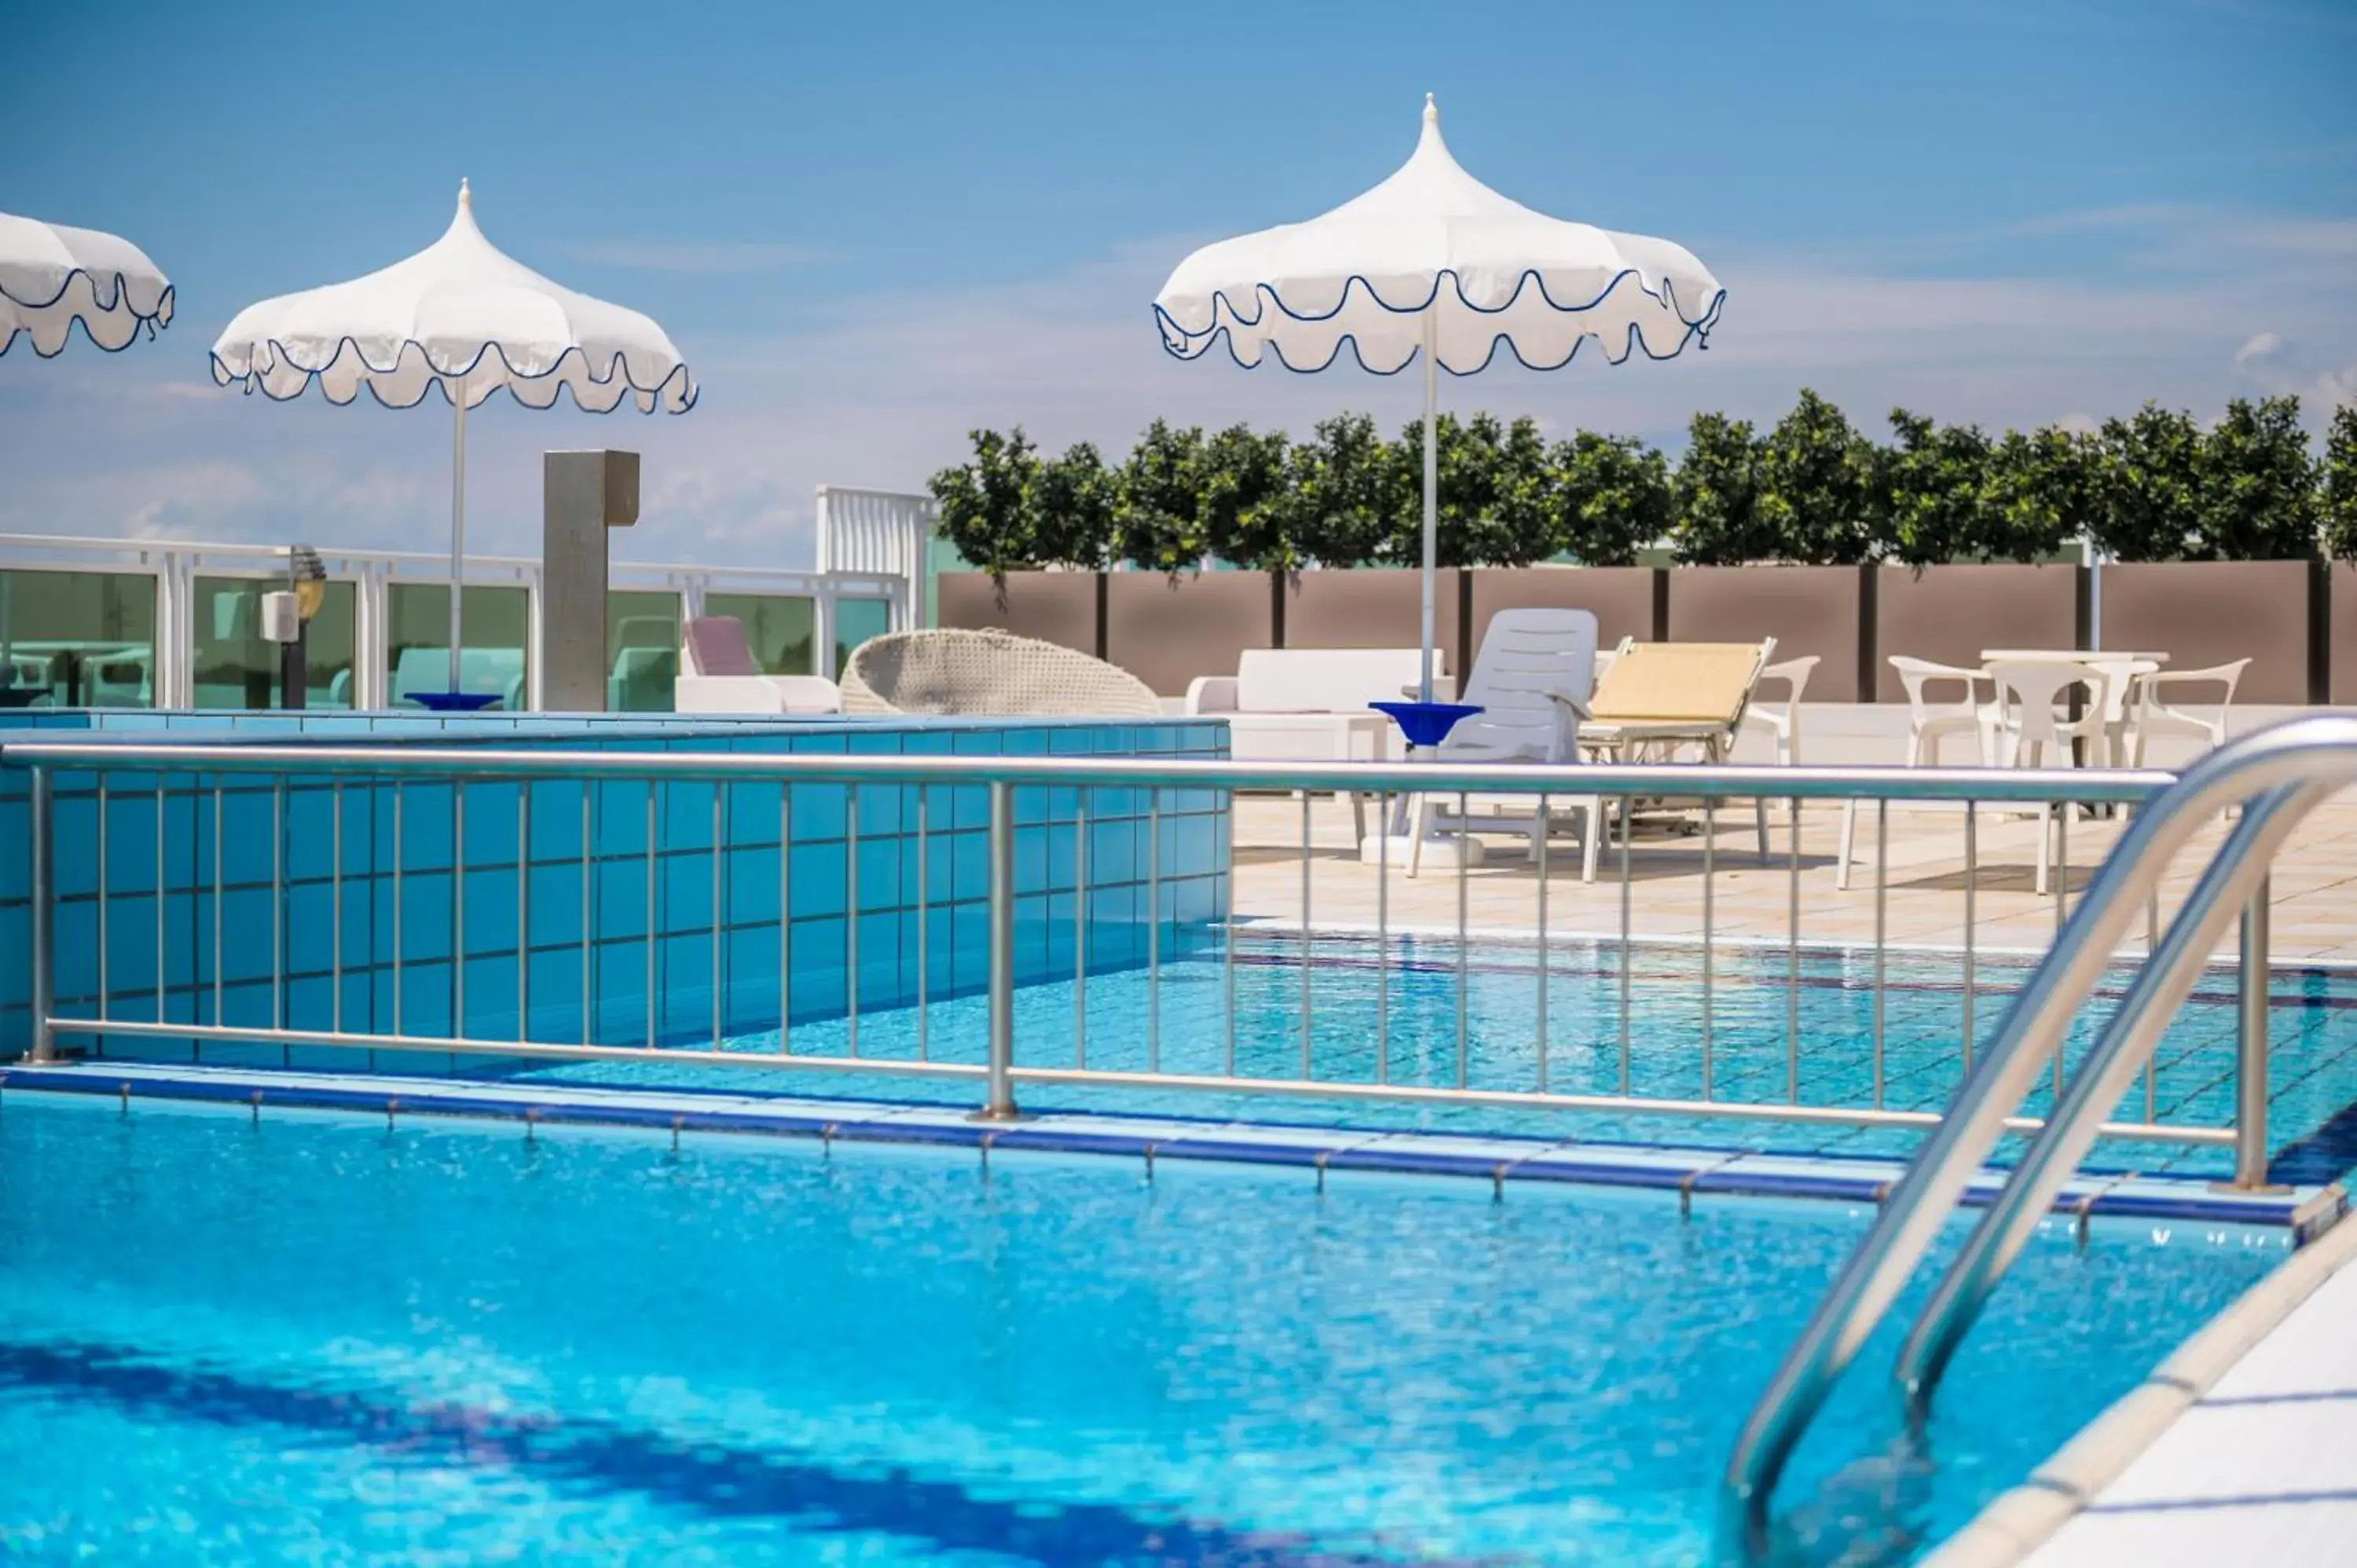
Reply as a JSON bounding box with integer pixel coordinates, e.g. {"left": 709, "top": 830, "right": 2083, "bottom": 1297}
{"left": 0, "top": 1061, "right": 2339, "bottom": 1229}
{"left": 2025, "top": 1236, "right": 2357, "bottom": 1568}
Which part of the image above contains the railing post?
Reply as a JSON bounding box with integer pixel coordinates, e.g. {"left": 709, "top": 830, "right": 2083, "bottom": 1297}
{"left": 28, "top": 767, "right": 55, "bottom": 1064}
{"left": 2233, "top": 876, "right": 2273, "bottom": 1189}
{"left": 977, "top": 778, "right": 1018, "bottom": 1120}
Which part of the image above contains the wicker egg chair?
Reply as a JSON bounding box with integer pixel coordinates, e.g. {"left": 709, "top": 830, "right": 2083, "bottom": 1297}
{"left": 839, "top": 628, "right": 1163, "bottom": 717}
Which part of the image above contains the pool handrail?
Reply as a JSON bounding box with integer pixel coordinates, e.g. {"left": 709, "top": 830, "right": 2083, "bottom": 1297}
{"left": 1720, "top": 713, "right": 2357, "bottom": 1545}
{"left": 1890, "top": 787, "right": 2315, "bottom": 1412}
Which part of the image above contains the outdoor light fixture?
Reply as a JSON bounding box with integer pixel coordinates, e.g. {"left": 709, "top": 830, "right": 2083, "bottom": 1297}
{"left": 265, "top": 542, "right": 329, "bottom": 710}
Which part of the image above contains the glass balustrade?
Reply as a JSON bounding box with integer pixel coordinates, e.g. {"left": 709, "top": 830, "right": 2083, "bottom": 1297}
{"left": 702, "top": 591, "right": 818, "bottom": 675}
{"left": 0, "top": 567, "right": 161, "bottom": 709}
{"left": 385, "top": 583, "right": 533, "bottom": 709}
{"left": 191, "top": 577, "right": 358, "bottom": 709}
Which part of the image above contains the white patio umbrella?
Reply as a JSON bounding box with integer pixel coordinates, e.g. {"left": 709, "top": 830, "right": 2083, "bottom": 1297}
{"left": 1154, "top": 95, "right": 1724, "bottom": 702}
{"left": 211, "top": 181, "right": 695, "bottom": 701}
{"left": 1, "top": 211, "right": 173, "bottom": 357}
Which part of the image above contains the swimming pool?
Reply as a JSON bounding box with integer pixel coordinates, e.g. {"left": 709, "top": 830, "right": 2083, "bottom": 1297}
{"left": 0, "top": 1093, "right": 2286, "bottom": 1564}
{"left": 473, "top": 932, "right": 2357, "bottom": 1185}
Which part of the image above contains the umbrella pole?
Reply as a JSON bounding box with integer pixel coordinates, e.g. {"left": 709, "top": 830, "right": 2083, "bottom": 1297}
{"left": 1419, "top": 310, "right": 1438, "bottom": 704}
{"left": 449, "top": 379, "right": 467, "bottom": 694}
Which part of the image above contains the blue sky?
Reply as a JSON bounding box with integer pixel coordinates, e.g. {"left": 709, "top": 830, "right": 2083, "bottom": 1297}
{"left": 4, "top": 0, "right": 2353, "bottom": 562}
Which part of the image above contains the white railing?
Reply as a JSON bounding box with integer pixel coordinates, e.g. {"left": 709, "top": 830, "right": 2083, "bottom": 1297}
{"left": 0, "top": 533, "right": 909, "bottom": 706}
{"left": 815, "top": 486, "right": 935, "bottom": 626}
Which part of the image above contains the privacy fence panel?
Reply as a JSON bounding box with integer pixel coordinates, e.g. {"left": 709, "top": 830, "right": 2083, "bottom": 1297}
{"left": 1285, "top": 568, "right": 1463, "bottom": 662}
{"left": 1105, "top": 572, "right": 1276, "bottom": 697}
{"left": 1667, "top": 566, "right": 1868, "bottom": 701}
{"left": 940, "top": 562, "right": 2342, "bottom": 708}
{"left": 936, "top": 573, "right": 1102, "bottom": 658}
{"left": 2099, "top": 561, "right": 2315, "bottom": 704}
{"left": 1875, "top": 564, "right": 2084, "bottom": 702}
{"left": 1466, "top": 566, "right": 1660, "bottom": 671}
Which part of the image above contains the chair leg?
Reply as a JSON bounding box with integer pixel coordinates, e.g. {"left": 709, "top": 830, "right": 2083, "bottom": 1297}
{"left": 1582, "top": 798, "right": 1603, "bottom": 884}
{"left": 1345, "top": 789, "right": 1366, "bottom": 844}
{"left": 1755, "top": 796, "right": 1770, "bottom": 862}
{"left": 1836, "top": 799, "right": 1858, "bottom": 891}
{"left": 1406, "top": 794, "right": 1428, "bottom": 879}
{"left": 2036, "top": 807, "right": 2053, "bottom": 898}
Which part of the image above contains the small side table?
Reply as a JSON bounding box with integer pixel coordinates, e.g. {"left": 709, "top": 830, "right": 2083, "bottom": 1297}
{"left": 1362, "top": 702, "right": 1486, "bottom": 870}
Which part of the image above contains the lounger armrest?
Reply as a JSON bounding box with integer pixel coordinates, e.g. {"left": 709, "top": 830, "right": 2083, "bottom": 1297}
{"left": 1184, "top": 674, "right": 1240, "bottom": 716}
{"left": 1394, "top": 677, "right": 1460, "bottom": 702}
{"left": 1545, "top": 691, "right": 1592, "bottom": 721}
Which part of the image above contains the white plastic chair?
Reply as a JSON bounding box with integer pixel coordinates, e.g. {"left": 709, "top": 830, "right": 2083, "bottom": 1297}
{"left": 1743, "top": 654, "right": 1819, "bottom": 857}
{"left": 1406, "top": 608, "right": 1607, "bottom": 881}
{"left": 2128, "top": 658, "right": 2249, "bottom": 764}
{"left": 1892, "top": 657, "right": 1998, "bottom": 764}
{"left": 1987, "top": 660, "right": 2112, "bottom": 896}
{"left": 1837, "top": 658, "right": 1995, "bottom": 890}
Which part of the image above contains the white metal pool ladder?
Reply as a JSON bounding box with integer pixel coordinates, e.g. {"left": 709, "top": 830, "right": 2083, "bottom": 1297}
{"left": 1724, "top": 712, "right": 2357, "bottom": 1546}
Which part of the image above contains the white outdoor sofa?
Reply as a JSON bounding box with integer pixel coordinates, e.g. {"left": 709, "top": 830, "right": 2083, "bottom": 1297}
{"left": 1183, "top": 647, "right": 1452, "bottom": 837}
{"left": 1183, "top": 647, "right": 1452, "bottom": 762}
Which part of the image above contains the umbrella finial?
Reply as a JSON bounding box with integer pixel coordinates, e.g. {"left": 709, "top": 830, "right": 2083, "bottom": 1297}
{"left": 1417, "top": 93, "right": 1446, "bottom": 153}
{"left": 459, "top": 177, "right": 472, "bottom": 210}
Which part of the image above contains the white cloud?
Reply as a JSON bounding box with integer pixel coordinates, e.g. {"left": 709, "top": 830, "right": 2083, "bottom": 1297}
{"left": 2242, "top": 218, "right": 2357, "bottom": 258}
{"left": 2235, "top": 331, "right": 2283, "bottom": 365}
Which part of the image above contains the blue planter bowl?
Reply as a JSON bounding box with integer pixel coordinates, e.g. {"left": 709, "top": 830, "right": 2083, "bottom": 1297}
{"left": 408, "top": 691, "right": 503, "bottom": 713}
{"left": 1369, "top": 700, "right": 1483, "bottom": 749}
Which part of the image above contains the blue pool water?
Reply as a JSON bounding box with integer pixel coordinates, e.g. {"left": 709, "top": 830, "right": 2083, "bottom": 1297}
{"left": 485, "top": 934, "right": 2357, "bottom": 1185}
{"left": 0, "top": 1094, "right": 2285, "bottom": 1564}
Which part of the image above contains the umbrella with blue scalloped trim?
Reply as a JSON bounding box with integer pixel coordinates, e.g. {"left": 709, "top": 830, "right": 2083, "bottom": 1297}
{"left": 1, "top": 211, "right": 173, "bottom": 357}
{"left": 1154, "top": 95, "right": 1725, "bottom": 704}
{"left": 211, "top": 181, "right": 695, "bottom": 707}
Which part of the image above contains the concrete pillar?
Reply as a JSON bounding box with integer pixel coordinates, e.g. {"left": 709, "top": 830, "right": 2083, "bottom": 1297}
{"left": 541, "top": 450, "right": 640, "bottom": 712}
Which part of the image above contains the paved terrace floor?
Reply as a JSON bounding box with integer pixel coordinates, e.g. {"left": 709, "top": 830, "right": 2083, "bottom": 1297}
{"left": 1230, "top": 793, "right": 2357, "bottom": 962}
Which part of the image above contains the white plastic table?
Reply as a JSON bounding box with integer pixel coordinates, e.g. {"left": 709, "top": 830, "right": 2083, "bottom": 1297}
{"left": 1981, "top": 650, "right": 2168, "bottom": 768}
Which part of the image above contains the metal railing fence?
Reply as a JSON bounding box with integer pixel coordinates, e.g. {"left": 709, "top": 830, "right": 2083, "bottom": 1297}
{"left": 4, "top": 740, "right": 2276, "bottom": 1163}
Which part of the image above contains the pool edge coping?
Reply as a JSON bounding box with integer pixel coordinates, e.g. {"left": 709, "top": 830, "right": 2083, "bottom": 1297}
{"left": 0, "top": 1062, "right": 2339, "bottom": 1233}
{"left": 1236, "top": 918, "right": 2357, "bottom": 974}
{"left": 1921, "top": 1203, "right": 2357, "bottom": 1568}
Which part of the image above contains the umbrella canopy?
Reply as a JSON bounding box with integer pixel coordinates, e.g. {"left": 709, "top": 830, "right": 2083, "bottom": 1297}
{"left": 211, "top": 181, "right": 694, "bottom": 703}
{"left": 211, "top": 181, "right": 695, "bottom": 413}
{"left": 0, "top": 212, "right": 174, "bottom": 357}
{"left": 1154, "top": 96, "right": 1722, "bottom": 700}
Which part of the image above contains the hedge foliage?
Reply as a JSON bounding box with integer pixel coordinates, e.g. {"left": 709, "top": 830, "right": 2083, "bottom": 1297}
{"left": 930, "top": 393, "right": 2357, "bottom": 577}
